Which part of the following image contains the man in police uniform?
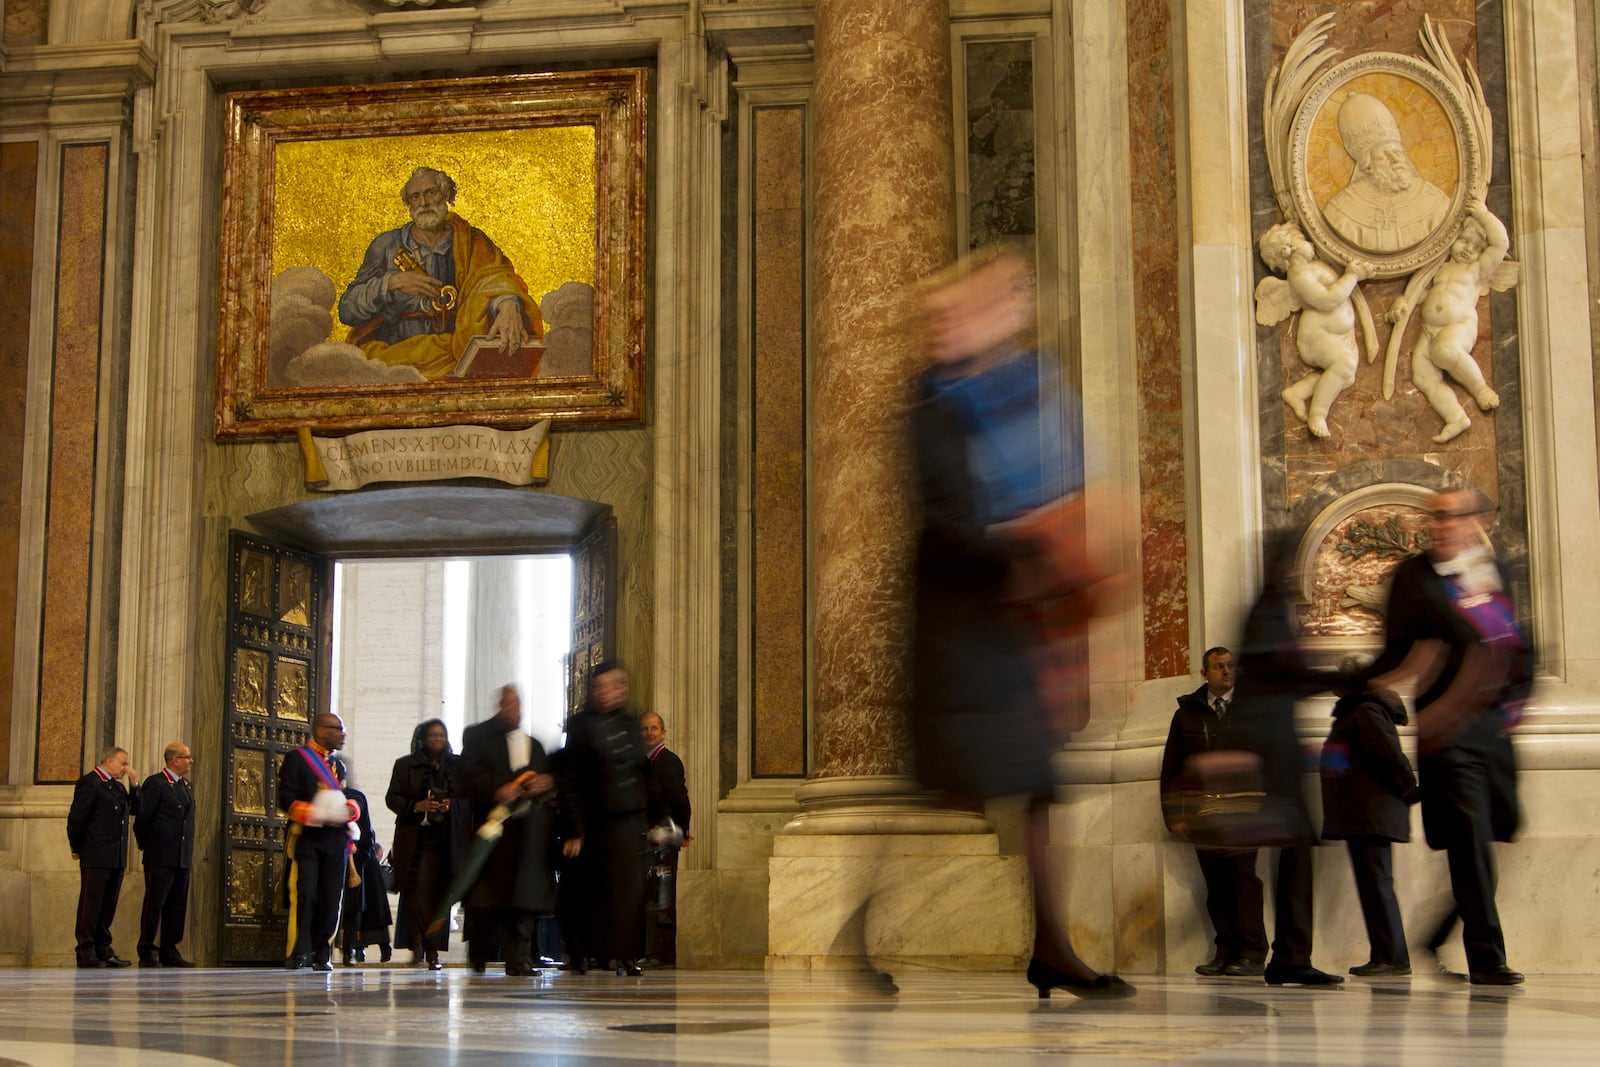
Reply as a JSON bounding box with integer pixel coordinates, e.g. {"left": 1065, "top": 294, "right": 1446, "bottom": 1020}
{"left": 134, "top": 742, "right": 197, "bottom": 966}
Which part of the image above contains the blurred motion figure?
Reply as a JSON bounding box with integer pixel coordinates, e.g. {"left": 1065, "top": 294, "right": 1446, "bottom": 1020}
{"left": 1367, "top": 486, "right": 1530, "bottom": 986}
{"left": 909, "top": 246, "right": 1131, "bottom": 999}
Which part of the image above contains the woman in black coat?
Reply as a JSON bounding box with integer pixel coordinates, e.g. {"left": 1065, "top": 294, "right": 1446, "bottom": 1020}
{"left": 385, "top": 719, "right": 470, "bottom": 968}
{"left": 1320, "top": 686, "right": 1419, "bottom": 976}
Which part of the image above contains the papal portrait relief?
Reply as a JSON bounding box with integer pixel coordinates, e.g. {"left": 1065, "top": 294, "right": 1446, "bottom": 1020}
{"left": 1261, "top": 14, "right": 1516, "bottom": 444}
{"left": 1321, "top": 93, "right": 1451, "bottom": 254}
{"left": 1282, "top": 37, "right": 1481, "bottom": 281}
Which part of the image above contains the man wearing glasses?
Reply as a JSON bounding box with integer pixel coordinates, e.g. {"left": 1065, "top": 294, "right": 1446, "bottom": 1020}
{"left": 1368, "top": 487, "right": 1530, "bottom": 986}
{"left": 134, "top": 743, "right": 198, "bottom": 967}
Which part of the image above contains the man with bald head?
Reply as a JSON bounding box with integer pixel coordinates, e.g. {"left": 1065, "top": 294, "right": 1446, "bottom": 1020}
{"left": 67, "top": 746, "right": 140, "bottom": 967}
{"left": 1369, "top": 486, "right": 1531, "bottom": 986}
{"left": 134, "top": 742, "right": 197, "bottom": 966}
{"left": 278, "top": 713, "right": 360, "bottom": 971}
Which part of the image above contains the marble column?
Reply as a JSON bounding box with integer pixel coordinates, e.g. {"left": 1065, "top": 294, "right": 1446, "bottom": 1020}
{"left": 805, "top": 0, "right": 951, "bottom": 791}
{"left": 793, "top": 0, "right": 991, "bottom": 830}
{"left": 769, "top": 0, "right": 1027, "bottom": 973}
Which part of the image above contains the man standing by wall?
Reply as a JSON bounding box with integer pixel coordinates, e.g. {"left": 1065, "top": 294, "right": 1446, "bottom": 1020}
{"left": 134, "top": 742, "right": 197, "bottom": 966}
{"left": 1159, "top": 648, "right": 1268, "bottom": 977}
{"left": 278, "top": 713, "right": 359, "bottom": 971}
{"left": 641, "top": 711, "right": 690, "bottom": 967}
{"left": 67, "top": 746, "right": 140, "bottom": 968}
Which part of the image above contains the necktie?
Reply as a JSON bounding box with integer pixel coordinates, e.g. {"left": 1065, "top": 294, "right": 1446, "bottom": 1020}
{"left": 1214, "top": 697, "right": 1226, "bottom": 716}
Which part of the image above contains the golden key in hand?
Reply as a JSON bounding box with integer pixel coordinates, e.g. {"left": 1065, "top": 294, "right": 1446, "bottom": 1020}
{"left": 391, "top": 246, "right": 458, "bottom": 312}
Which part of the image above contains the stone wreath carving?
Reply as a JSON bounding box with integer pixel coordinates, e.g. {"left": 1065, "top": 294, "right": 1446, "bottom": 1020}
{"left": 1256, "top": 15, "right": 1519, "bottom": 443}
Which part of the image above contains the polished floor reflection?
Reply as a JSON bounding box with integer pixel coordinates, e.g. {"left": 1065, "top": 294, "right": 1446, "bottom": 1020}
{"left": 3, "top": 966, "right": 1599, "bottom": 1065}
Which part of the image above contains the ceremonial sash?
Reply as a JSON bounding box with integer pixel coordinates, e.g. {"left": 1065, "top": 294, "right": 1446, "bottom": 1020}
{"left": 296, "top": 746, "right": 342, "bottom": 790}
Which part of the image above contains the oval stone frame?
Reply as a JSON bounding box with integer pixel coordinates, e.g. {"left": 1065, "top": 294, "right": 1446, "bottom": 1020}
{"left": 1289, "top": 53, "right": 1482, "bottom": 280}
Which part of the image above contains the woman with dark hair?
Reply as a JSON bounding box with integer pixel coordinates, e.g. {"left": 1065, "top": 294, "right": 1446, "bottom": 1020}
{"left": 556, "top": 662, "right": 656, "bottom": 976}
{"left": 386, "top": 719, "right": 469, "bottom": 969}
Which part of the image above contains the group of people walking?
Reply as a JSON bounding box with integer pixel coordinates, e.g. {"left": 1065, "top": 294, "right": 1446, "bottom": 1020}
{"left": 277, "top": 663, "right": 687, "bottom": 975}
{"left": 905, "top": 245, "right": 1531, "bottom": 999}
{"left": 1160, "top": 487, "right": 1529, "bottom": 988}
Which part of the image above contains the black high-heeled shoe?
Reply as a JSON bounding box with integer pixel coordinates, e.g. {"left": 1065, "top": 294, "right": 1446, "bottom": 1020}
{"left": 1026, "top": 958, "right": 1136, "bottom": 1000}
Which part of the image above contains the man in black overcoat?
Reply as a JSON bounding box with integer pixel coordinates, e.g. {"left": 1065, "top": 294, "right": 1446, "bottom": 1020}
{"left": 133, "top": 741, "right": 196, "bottom": 966}
{"left": 67, "top": 746, "right": 141, "bottom": 968}
{"left": 457, "top": 685, "right": 558, "bottom": 976}
{"left": 278, "top": 712, "right": 358, "bottom": 971}
{"left": 641, "top": 711, "right": 690, "bottom": 966}
{"left": 1159, "top": 647, "right": 1267, "bottom": 977}
{"left": 1367, "top": 486, "right": 1531, "bottom": 986}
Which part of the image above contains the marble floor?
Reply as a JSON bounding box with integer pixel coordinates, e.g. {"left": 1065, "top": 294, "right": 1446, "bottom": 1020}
{"left": 2, "top": 965, "right": 1598, "bottom": 1065}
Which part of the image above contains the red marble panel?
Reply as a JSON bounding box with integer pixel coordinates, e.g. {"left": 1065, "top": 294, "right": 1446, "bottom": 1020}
{"left": 1127, "top": 0, "right": 1189, "bottom": 679}
{"left": 36, "top": 143, "right": 107, "bottom": 783}
{"left": 0, "top": 140, "right": 39, "bottom": 785}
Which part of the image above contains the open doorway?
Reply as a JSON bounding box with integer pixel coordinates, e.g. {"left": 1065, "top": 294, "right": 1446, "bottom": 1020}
{"left": 327, "top": 554, "right": 574, "bottom": 862}
{"left": 219, "top": 488, "right": 616, "bottom": 964}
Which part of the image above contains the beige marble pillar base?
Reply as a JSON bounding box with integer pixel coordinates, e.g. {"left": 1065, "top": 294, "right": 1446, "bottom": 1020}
{"left": 769, "top": 776, "right": 1030, "bottom": 971}
{"left": 781, "top": 775, "right": 992, "bottom": 835}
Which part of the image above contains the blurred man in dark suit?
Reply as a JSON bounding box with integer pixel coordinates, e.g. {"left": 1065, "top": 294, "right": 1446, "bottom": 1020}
{"left": 134, "top": 742, "right": 197, "bottom": 966}
{"left": 67, "top": 746, "right": 140, "bottom": 968}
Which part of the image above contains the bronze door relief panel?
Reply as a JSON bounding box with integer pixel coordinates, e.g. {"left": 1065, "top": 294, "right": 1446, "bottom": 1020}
{"left": 222, "top": 532, "right": 325, "bottom": 963}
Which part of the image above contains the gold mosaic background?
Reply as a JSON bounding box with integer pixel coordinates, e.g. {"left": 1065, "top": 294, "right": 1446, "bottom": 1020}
{"left": 271, "top": 127, "right": 598, "bottom": 341}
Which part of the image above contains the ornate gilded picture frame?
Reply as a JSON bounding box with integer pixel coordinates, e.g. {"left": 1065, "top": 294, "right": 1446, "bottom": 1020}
{"left": 216, "top": 70, "right": 648, "bottom": 439}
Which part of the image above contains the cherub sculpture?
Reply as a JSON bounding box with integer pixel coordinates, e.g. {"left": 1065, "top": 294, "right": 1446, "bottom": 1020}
{"left": 1385, "top": 201, "right": 1517, "bottom": 443}
{"left": 1255, "top": 221, "right": 1376, "bottom": 438}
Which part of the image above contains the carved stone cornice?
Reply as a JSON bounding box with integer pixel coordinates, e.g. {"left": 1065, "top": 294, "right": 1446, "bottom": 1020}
{"left": 702, "top": 0, "right": 813, "bottom": 55}
{"left": 141, "top": 0, "right": 271, "bottom": 24}
{"left": 0, "top": 40, "right": 156, "bottom": 130}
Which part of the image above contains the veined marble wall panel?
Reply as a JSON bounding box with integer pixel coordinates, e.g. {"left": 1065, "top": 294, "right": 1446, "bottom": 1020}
{"left": 1126, "top": 0, "right": 1188, "bottom": 680}
{"left": 0, "top": 140, "right": 39, "bottom": 786}
{"left": 965, "top": 38, "right": 1037, "bottom": 246}
{"left": 1250, "top": 3, "right": 1527, "bottom": 585}
{"left": 750, "top": 105, "right": 807, "bottom": 780}
{"left": 2, "top": 0, "right": 47, "bottom": 44}
{"left": 35, "top": 142, "right": 109, "bottom": 784}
